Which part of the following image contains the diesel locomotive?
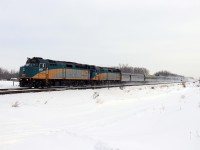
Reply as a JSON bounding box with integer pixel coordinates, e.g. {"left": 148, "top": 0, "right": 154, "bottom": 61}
{"left": 19, "top": 57, "right": 183, "bottom": 88}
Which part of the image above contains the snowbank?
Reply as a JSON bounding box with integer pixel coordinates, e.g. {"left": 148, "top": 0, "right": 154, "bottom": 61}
{"left": 0, "top": 81, "right": 19, "bottom": 89}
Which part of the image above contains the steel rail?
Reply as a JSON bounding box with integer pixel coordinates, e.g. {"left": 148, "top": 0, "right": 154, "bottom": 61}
{"left": 0, "top": 82, "right": 183, "bottom": 95}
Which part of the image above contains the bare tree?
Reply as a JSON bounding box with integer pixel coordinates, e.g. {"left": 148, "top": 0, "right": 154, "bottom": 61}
{"left": 133, "top": 67, "right": 149, "bottom": 75}
{"left": 0, "top": 67, "right": 18, "bottom": 80}
{"left": 118, "top": 64, "right": 134, "bottom": 73}
{"left": 118, "top": 64, "right": 149, "bottom": 75}
{"left": 154, "top": 70, "right": 183, "bottom": 77}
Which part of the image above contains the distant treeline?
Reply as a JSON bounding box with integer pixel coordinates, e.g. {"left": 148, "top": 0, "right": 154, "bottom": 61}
{"left": 118, "top": 64, "right": 184, "bottom": 77}
{"left": 118, "top": 64, "right": 150, "bottom": 75}
{"left": 154, "top": 70, "right": 184, "bottom": 77}
{"left": 0, "top": 67, "right": 18, "bottom": 80}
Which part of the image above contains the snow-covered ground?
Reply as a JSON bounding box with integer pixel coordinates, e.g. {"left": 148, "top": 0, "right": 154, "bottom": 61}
{"left": 0, "top": 81, "right": 19, "bottom": 89}
{"left": 0, "top": 81, "right": 200, "bottom": 150}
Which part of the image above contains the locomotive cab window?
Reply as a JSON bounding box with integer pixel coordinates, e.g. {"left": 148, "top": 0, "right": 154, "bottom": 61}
{"left": 39, "top": 63, "right": 46, "bottom": 68}
{"left": 66, "top": 64, "right": 73, "bottom": 68}
{"left": 25, "top": 63, "right": 39, "bottom": 67}
{"left": 50, "top": 63, "right": 57, "bottom": 66}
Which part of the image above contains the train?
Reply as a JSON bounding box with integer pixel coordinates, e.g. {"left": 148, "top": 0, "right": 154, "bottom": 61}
{"left": 19, "top": 57, "right": 183, "bottom": 88}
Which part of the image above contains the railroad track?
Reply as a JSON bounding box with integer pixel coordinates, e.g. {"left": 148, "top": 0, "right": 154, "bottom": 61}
{"left": 0, "top": 82, "right": 183, "bottom": 95}
{"left": 0, "top": 85, "right": 122, "bottom": 95}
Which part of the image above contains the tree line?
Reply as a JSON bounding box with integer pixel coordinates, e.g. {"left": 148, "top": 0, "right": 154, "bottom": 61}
{"left": 0, "top": 67, "right": 18, "bottom": 80}
{"left": 118, "top": 64, "right": 150, "bottom": 75}
{"left": 117, "top": 64, "right": 183, "bottom": 77}
{"left": 154, "top": 70, "right": 183, "bottom": 77}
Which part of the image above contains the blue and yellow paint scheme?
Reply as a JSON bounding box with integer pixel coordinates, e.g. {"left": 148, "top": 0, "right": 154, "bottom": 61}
{"left": 19, "top": 57, "right": 121, "bottom": 87}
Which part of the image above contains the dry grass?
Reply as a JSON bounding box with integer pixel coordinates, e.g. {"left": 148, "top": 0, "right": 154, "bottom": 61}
{"left": 12, "top": 101, "right": 19, "bottom": 107}
{"left": 182, "top": 82, "right": 186, "bottom": 88}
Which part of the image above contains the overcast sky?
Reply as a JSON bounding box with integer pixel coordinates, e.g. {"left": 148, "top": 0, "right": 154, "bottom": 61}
{"left": 0, "top": 0, "right": 200, "bottom": 78}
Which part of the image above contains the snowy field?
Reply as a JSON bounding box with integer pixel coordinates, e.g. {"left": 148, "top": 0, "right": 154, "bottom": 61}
{"left": 0, "top": 81, "right": 200, "bottom": 150}
{"left": 0, "top": 81, "right": 19, "bottom": 89}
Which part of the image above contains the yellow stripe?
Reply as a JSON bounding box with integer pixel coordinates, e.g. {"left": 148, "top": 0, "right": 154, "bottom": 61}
{"left": 32, "top": 69, "right": 89, "bottom": 80}
{"left": 92, "top": 73, "right": 120, "bottom": 80}
{"left": 32, "top": 69, "right": 120, "bottom": 80}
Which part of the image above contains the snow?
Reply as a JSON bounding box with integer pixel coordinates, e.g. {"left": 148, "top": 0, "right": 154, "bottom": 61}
{"left": 0, "top": 81, "right": 19, "bottom": 89}
{"left": 0, "top": 81, "right": 200, "bottom": 150}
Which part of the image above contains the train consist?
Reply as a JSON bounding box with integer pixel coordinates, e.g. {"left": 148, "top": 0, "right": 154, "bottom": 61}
{"left": 19, "top": 57, "right": 183, "bottom": 88}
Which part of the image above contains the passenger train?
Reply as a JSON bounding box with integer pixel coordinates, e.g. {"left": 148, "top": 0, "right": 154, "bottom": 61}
{"left": 19, "top": 57, "right": 183, "bottom": 88}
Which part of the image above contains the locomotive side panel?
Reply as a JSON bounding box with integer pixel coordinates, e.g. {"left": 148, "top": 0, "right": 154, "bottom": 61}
{"left": 46, "top": 69, "right": 90, "bottom": 80}
{"left": 107, "top": 72, "right": 121, "bottom": 81}
{"left": 74, "top": 69, "right": 90, "bottom": 80}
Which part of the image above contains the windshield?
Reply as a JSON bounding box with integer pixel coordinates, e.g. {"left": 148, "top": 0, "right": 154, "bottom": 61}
{"left": 26, "top": 58, "right": 39, "bottom": 67}
{"left": 25, "top": 63, "right": 39, "bottom": 67}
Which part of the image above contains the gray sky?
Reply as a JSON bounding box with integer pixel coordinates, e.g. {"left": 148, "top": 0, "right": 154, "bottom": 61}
{"left": 0, "top": 0, "right": 200, "bottom": 78}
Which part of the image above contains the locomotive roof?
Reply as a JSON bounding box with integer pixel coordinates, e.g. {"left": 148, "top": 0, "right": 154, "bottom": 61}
{"left": 49, "top": 60, "right": 78, "bottom": 65}
{"left": 30, "top": 57, "right": 120, "bottom": 71}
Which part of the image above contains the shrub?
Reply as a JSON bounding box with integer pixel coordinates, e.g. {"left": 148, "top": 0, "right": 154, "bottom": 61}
{"left": 12, "top": 101, "right": 19, "bottom": 107}
{"left": 93, "top": 92, "right": 99, "bottom": 99}
{"left": 182, "top": 82, "right": 186, "bottom": 88}
{"left": 119, "top": 85, "right": 125, "bottom": 90}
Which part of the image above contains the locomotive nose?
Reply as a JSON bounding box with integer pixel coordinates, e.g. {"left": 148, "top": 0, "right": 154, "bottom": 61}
{"left": 19, "top": 66, "right": 38, "bottom": 78}
{"left": 22, "top": 67, "right": 26, "bottom": 77}
{"left": 19, "top": 66, "right": 25, "bottom": 77}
